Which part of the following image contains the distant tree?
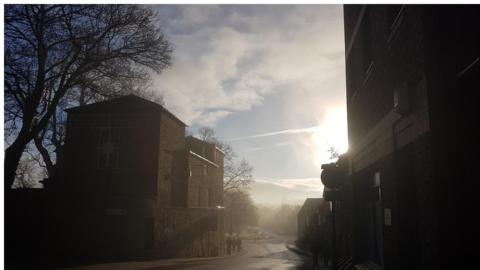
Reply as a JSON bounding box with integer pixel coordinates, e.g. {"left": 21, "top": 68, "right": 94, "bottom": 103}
{"left": 198, "top": 126, "right": 216, "bottom": 142}
{"left": 261, "top": 204, "right": 301, "bottom": 236}
{"left": 224, "top": 190, "right": 258, "bottom": 233}
{"left": 4, "top": 4, "right": 172, "bottom": 189}
{"left": 196, "top": 126, "right": 253, "bottom": 191}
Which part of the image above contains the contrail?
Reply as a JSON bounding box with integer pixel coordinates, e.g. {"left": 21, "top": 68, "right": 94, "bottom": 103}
{"left": 225, "top": 126, "right": 319, "bottom": 141}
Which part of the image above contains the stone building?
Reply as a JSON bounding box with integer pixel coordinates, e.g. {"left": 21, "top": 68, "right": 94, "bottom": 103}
{"left": 337, "top": 5, "right": 479, "bottom": 270}
{"left": 46, "top": 95, "right": 225, "bottom": 263}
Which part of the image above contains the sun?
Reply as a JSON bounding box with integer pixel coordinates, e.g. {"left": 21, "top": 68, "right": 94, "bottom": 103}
{"left": 311, "top": 106, "right": 348, "bottom": 168}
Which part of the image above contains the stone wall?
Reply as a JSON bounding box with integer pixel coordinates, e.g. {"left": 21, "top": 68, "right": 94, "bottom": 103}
{"left": 157, "top": 111, "right": 186, "bottom": 207}
{"left": 153, "top": 207, "right": 225, "bottom": 258}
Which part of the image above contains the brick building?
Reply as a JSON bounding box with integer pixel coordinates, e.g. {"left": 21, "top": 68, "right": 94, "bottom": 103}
{"left": 46, "top": 95, "right": 225, "bottom": 263}
{"left": 338, "top": 5, "right": 480, "bottom": 270}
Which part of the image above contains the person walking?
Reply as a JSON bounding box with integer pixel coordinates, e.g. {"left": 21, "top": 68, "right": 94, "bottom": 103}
{"left": 226, "top": 234, "right": 232, "bottom": 255}
{"left": 236, "top": 236, "right": 242, "bottom": 251}
{"left": 231, "top": 233, "right": 238, "bottom": 253}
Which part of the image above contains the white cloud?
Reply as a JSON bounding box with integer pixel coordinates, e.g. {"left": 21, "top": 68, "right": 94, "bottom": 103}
{"left": 240, "top": 140, "right": 293, "bottom": 153}
{"left": 196, "top": 110, "right": 233, "bottom": 127}
{"left": 150, "top": 6, "right": 347, "bottom": 203}
{"left": 226, "top": 126, "right": 319, "bottom": 141}
{"left": 151, "top": 5, "right": 345, "bottom": 127}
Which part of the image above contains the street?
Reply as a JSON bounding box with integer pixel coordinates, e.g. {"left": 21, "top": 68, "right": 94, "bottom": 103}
{"left": 145, "top": 233, "right": 326, "bottom": 270}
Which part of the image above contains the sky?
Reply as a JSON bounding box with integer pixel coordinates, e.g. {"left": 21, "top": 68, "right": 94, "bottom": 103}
{"left": 150, "top": 5, "right": 347, "bottom": 206}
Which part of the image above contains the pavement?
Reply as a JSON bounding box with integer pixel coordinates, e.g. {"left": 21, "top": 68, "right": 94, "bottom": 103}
{"left": 57, "top": 250, "right": 248, "bottom": 270}
{"left": 57, "top": 232, "right": 331, "bottom": 270}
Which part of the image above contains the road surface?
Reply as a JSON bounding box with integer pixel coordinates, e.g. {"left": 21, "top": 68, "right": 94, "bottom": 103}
{"left": 146, "top": 233, "right": 321, "bottom": 270}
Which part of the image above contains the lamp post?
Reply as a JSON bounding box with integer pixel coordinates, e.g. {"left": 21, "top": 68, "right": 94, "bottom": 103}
{"left": 321, "top": 162, "right": 346, "bottom": 270}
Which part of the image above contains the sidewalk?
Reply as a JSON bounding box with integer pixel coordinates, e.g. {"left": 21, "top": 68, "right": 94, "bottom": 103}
{"left": 285, "top": 243, "right": 310, "bottom": 257}
{"left": 57, "top": 250, "right": 248, "bottom": 270}
{"left": 286, "top": 244, "right": 333, "bottom": 270}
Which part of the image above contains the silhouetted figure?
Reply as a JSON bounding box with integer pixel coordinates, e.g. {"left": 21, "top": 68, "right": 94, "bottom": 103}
{"left": 231, "top": 234, "right": 238, "bottom": 253}
{"left": 309, "top": 227, "right": 322, "bottom": 269}
{"left": 236, "top": 236, "right": 242, "bottom": 251}
{"left": 226, "top": 235, "right": 232, "bottom": 255}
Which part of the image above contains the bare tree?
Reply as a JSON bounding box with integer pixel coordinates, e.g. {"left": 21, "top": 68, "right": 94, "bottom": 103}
{"left": 224, "top": 190, "right": 258, "bottom": 233}
{"left": 198, "top": 126, "right": 216, "bottom": 142}
{"left": 4, "top": 5, "right": 172, "bottom": 189}
{"left": 223, "top": 158, "right": 253, "bottom": 192}
{"left": 12, "top": 151, "right": 47, "bottom": 189}
{"left": 196, "top": 126, "right": 253, "bottom": 191}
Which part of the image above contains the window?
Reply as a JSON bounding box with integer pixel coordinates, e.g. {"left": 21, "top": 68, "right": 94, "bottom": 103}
{"left": 205, "top": 189, "right": 210, "bottom": 207}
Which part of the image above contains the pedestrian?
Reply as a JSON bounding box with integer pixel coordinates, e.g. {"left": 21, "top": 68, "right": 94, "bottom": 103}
{"left": 236, "top": 236, "right": 242, "bottom": 251}
{"left": 226, "top": 234, "right": 232, "bottom": 255}
{"left": 231, "top": 233, "right": 238, "bottom": 253}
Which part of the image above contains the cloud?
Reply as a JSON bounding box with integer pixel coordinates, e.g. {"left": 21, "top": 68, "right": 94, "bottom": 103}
{"left": 149, "top": 5, "right": 347, "bottom": 202}
{"left": 240, "top": 140, "right": 293, "bottom": 153}
{"left": 196, "top": 110, "right": 233, "bottom": 127}
{"left": 151, "top": 5, "right": 345, "bottom": 127}
{"left": 225, "top": 126, "right": 319, "bottom": 141}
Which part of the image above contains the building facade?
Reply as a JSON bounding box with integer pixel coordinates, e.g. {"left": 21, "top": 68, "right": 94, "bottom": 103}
{"left": 297, "top": 198, "right": 330, "bottom": 240}
{"left": 341, "top": 5, "right": 479, "bottom": 270}
{"left": 46, "top": 95, "right": 225, "bottom": 263}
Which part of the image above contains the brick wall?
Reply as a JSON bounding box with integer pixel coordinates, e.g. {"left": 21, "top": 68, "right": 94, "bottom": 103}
{"left": 157, "top": 111, "right": 186, "bottom": 208}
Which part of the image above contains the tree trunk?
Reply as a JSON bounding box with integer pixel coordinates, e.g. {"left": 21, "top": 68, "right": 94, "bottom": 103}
{"left": 4, "top": 136, "right": 29, "bottom": 191}
{"left": 34, "top": 136, "right": 55, "bottom": 178}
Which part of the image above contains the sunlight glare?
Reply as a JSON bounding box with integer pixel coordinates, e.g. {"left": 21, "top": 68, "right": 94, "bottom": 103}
{"left": 311, "top": 106, "right": 348, "bottom": 168}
